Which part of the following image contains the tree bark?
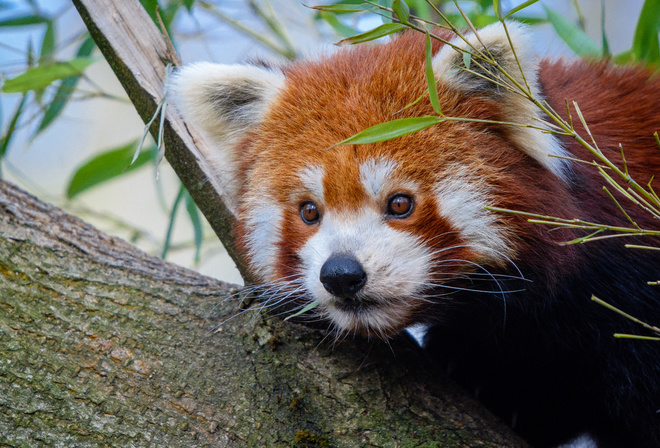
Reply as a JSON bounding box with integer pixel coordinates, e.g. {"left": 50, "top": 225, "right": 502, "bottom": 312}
{"left": 0, "top": 180, "right": 527, "bottom": 447}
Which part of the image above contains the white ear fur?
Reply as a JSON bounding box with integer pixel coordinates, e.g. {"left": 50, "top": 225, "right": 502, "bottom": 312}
{"left": 432, "top": 22, "right": 570, "bottom": 179}
{"left": 170, "top": 62, "right": 285, "bottom": 214}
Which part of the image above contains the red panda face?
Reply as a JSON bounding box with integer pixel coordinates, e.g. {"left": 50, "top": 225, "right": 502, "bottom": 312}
{"left": 172, "top": 22, "right": 569, "bottom": 338}
{"left": 241, "top": 152, "right": 449, "bottom": 336}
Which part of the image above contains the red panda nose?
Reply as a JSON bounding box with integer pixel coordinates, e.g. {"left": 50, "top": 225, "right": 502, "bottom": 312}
{"left": 319, "top": 255, "right": 367, "bottom": 298}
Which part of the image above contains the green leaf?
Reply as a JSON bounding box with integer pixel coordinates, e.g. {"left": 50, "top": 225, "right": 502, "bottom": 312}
{"left": 406, "top": 0, "right": 430, "bottom": 21}
{"left": 392, "top": 0, "right": 410, "bottom": 24}
{"left": 463, "top": 50, "right": 472, "bottom": 70}
{"left": 2, "top": 57, "right": 97, "bottom": 93}
{"left": 184, "top": 191, "right": 203, "bottom": 264}
{"left": 493, "top": 0, "right": 501, "bottom": 19}
{"left": 511, "top": 16, "right": 547, "bottom": 26}
{"left": 503, "top": 0, "right": 540, "bottom": 19}
{"left": 318, "top": 11, "right": 360, "bottom": 38}
{"left": 613, "top": 49, "right": 635, "bottom": 64}
{"left": 35, "top": 36, "right": 96, "bottom": 136}
{"left": 162, "top": 185, "right": 186, "bottom": 259}
{"left": 335, "top": 116, "right": 442, "bottom": 146}
{"left": 66, "top": 141, "right": 153, "bottom": 199}
{"left": 424, "top": 32, "right": 441, "bottom": 115}
{"left": 183, "top": 0, "right": 194, "bottom": 12}
{"left": 0, "top": 94, "right": 27, "bottom": 173}
{"left": 0, "top": 14, "right": 47, "bottom": 27}
{"left": 39, "top": 20, "right": 55, "bottom": 61}
{"left": 159, "top": 3, "right": 180, "bottom": 31}
{"left": 284, "top": 301, "right": 320, "bottom": 321}
{"left": 379, "top": 0, "right": 393, "bottom": 23}
{"left": 309, "top": 3, "right": 375, "bottom": 13}
{"left": 632, "top": 0, "right": 660, "bottom": 64}
{"left": 600, "top": 0, "right": 610, "bottom": 57}
{"left": 337, "top": 23, "right": 407, "bottom": 45}
{"left": 544, "top": 5, "right": 600, "bottom": 58}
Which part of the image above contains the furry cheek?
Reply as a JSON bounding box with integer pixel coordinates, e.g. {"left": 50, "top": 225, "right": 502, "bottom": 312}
{"left": 434, "top": 169, "right": 516, "bottom": 266}
{"left": 239, "top": 192, "right": 285, "bottom": 281}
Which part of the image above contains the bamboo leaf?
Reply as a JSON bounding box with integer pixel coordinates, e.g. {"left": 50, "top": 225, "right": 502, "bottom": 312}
{"left": 493, "top": 0, "right": 501, "bottom": 19}
{"left": 379, "top": 0, "right": 393, "bottom": 23}
{"left": 162, "top": 185, "right": 186, "bottom": 259}
{"left": 613, "top": 49, "right": 635, "bottom": 64}
{"left": 284, "top": 301, "right": 320, "bottom": 321}
{"left": 309, "top": 3, "right": 375, "bottom": 13}
{"left": 318, "top": 11, "right": 360, "bottom": 38}
{"left": 600, "top": 0, "right": 610, "bottom": 57}
{"left": 0, "top": 14, "right": 47, "bottom": 27}
{"left": 0, "top": 94, "right": 27, "bottom": 173}
{"left": 503, "top": 0, "right": 540, "bottom": 19}
{"left": 632, "top": 0, "right": 660, "bottom": 64}
{"left": 40, "top": 20, "right": 55, "bottom": 61}
{"left": 463, "top": 50, "right": 472, "bottom": 70}
{"left": 66, "top": 141, "right": 153, "bottom": 199}
{"left": 334, "top": 116, "right": 442, "bottom": 146}
{"left": 424, "top": 32, "right": 441, "bottom": 115}
{"left": 407, "top": 0, "right": 430, "bottom": 20}
{"left": 337, "top": 23, "right": 407, "bottom": 45}
{"left": 513, "top": 16, "right": 546, "bottom": 26}
{"left": 184, "top": 190, "right": 203, "bottom": 264}
{"left": 392, "top": 0, "right": 410, "bottom": 24}
{"left": 2, "top": 57, "right": 97, "bottom": 93}
{"left": 544, "top": 5, "right": 600, "bottom": 57}
{"left": 35, "top": 36, "right": 96, "bottom": 136}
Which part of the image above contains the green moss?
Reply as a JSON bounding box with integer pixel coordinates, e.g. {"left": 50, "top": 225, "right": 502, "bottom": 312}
{"left": 288, "top": 394, "right": 303, "bottom": 412}
{"left": 294, "top": 429, "right": 331, "bottom": 448}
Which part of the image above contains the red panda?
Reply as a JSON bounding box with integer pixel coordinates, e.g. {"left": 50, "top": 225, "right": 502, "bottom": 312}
{"left": 172, "top": 22, "right": 660, "bottom": 448}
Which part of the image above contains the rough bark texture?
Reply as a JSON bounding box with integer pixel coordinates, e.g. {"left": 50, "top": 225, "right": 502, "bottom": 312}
{"left": 0, "top": 180, "right": 527, "bottom": 447}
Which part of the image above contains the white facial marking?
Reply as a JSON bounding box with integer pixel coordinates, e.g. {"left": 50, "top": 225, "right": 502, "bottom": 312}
{"left": 298, "top": 209, "right": 433, "bottom": 334}
{"left": 242, "top": 191, "right": 283, "bottom": 281}
{"left": 170, "top": 62, "right": 285, "bottom": 215}
{"left": 298, "top": 165, "right": 325, "bottom": 201}
{"left": 359, "top": 159, "right": 397, "bottom": 199}
{"left": 434, "top": 169, "right": 513, "bottom": 264}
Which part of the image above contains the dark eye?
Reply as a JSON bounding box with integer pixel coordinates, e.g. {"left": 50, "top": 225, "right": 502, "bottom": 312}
{"left": 300, "top": 202, "right": 320, "bottom": 224}
{"left": 386, "top": 194, "right": 413, "bottom": 218}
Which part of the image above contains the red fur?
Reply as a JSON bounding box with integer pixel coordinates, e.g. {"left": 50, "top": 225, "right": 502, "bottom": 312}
{"left": 216, "top": 27, "right": 660, "bottom": 447}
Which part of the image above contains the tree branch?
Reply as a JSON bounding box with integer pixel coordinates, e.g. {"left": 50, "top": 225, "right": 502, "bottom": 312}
{"left": 71, "top": 0, "right": 252, "bottom": 282}
{"left": 0, "top": 179, "right": 526, "bottom": 446}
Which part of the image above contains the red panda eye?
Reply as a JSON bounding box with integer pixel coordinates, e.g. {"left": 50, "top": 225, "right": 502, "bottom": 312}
{"left": 300, "top": 202, "right": 320, "bottom": 224}
{"left": 386, "top": 194, "right": 413, "bottom": 218}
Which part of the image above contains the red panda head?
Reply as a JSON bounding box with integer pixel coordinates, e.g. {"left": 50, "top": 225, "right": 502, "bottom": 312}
{"left": 172, "top": 23, "right": 571, "bottom": 338}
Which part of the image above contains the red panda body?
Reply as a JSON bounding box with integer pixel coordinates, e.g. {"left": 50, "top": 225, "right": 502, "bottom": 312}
{"left": 173, "top": 23, "right": 660, "bottom": 448}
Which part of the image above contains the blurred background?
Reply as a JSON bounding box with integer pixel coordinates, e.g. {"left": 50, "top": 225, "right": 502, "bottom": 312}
{"left": 0, "top": 0, "right": 652, "bottom": 285}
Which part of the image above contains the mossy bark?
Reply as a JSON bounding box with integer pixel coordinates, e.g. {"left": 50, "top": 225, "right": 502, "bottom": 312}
{"left": 0, "top": 180, "right": 527, "bottom": 447}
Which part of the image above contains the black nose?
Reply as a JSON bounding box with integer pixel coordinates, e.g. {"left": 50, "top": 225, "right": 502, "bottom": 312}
{"left": 320, "top": 255, "right": 367, "bottom": 298}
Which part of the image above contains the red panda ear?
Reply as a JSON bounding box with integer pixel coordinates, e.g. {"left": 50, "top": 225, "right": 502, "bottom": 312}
{"left": 170, "top": 62, "right": 285, "bottom": 214}
{"left": 432, "top": 22, "right": 570, "bottom": 180}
